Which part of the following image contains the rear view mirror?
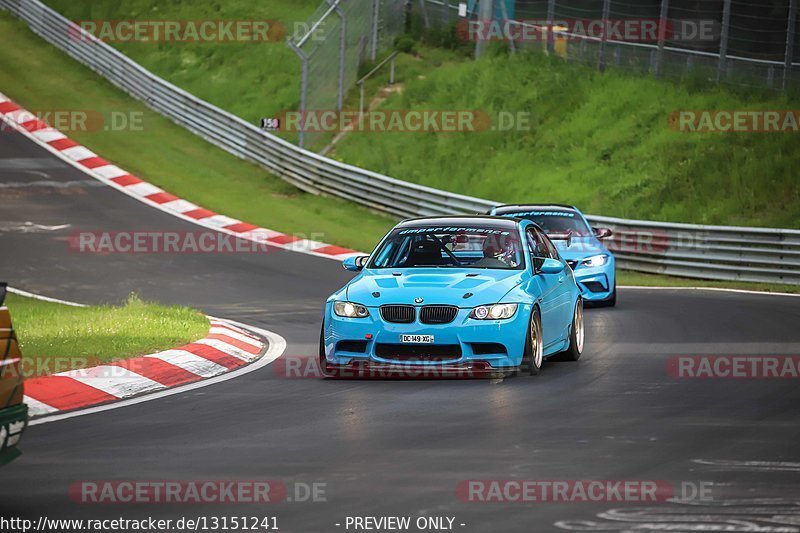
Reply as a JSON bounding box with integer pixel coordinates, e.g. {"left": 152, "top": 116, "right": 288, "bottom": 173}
{"left": 342, "top": 255, "right": 369, "bottom": 272}
{"left": 593, "top": 227, "right": 613, "bottom": 239}
{"left": 548, "top": 231, "right": 573, "bottom": 247}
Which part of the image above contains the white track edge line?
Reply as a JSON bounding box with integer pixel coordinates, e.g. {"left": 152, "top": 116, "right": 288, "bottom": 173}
{"left": 618, "top": 285, "right": 800, "bottom": 298}
{"left": 6, "top": 287, "right": 88, "bottom": 307}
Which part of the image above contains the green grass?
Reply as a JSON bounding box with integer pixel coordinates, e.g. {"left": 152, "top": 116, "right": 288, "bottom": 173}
{"left": 618, "top": 270, "right": 800, "bottom": 294}
{"left": 332, "top": 49, "right": 800, "bottom": 229}
{"left": 6, "top": 293, "right": 209, "bottom": 370}
{"left": 0, "top": 11, "right": 393, "bottom": 253}
{"left": 43, "top": 0, "right": 319, "bottom": 126}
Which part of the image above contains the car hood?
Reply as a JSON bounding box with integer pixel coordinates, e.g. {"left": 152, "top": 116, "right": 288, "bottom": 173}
{"left": 345, "top": 268, "right": 525, "bottom": 307}
{"left": 554, "top": 237, "right": 607, "bottom": 261}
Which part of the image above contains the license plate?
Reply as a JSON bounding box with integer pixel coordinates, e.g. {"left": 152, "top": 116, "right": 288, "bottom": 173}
{"left": 400, "top": 334, "right": 434, "bottom": 344}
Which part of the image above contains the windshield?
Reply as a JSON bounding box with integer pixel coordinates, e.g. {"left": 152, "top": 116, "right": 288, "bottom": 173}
{"left": 501, "top": 210, "right": 592, "bottom": 236}
{"left": 369, "top": 225, "right": 525, "bottom": 270}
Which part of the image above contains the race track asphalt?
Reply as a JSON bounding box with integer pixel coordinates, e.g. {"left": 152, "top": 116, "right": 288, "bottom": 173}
{"left": 1, "top": 128, "right": 799, "bottom": 532}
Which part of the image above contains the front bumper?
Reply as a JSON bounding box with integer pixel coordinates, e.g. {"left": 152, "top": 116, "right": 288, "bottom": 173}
{"left": 0, "top": 403, "right": 28, "bottom": 467}
{"left": 572, "top": 262, "right": 615, "bottom": 302}
{"left": 323, "top": 303, "right": 532, "bottom": 372}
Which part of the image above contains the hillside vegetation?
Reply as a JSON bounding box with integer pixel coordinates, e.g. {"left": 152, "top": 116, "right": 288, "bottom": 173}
{"left": 331, "top": 50, "right": 800, "bottom": 228}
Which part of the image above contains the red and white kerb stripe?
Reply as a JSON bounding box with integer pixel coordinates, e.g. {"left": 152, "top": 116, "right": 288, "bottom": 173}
{"left": 23, "top": 319, "right": 264, "bottom": 417}
{"left": 0, "top": 93, "right": 362, "bottom": 261}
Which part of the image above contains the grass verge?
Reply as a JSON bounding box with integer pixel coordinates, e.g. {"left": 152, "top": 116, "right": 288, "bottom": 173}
{"left": 7, "top": 293, "right": 209, "bottom": 372}
{"left": 331, "top": 49, "right": 800, "bottom": 229}
{"left": 43, "top": 0, "right": 319, "bottom": 127}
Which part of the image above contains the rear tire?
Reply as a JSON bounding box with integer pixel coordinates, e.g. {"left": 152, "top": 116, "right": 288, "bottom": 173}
{"left": 519, "top": 307, "right": 543, "bottom": 376}
{"left": 559, "top": 299, "right": 584, "bottom": 362}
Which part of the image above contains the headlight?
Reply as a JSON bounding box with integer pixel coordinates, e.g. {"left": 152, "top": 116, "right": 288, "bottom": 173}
{"left": 470, "top": 303, "right": 518, "bottom": 320}
{"left": 580, "top": 254, "right": 609, "bottom": 268}
{"left": 333, "top": 301, "right": 370, "bottom": 318}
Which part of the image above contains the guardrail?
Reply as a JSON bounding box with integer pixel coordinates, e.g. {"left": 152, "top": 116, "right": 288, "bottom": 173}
{"left": 3, "top": 0, "right": 799, "bottom": 285}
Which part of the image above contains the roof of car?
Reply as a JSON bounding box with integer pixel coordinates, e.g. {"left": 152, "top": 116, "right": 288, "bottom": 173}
{"left": 397, "top": 215, "right": 522, "bottom": 229}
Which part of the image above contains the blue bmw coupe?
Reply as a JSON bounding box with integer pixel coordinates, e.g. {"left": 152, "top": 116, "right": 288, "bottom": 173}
{"left": 489, "top": 205, "right": 617, "bottom": 306}
{"left": 320, "top": 216, "right": 584, "bottom": 377}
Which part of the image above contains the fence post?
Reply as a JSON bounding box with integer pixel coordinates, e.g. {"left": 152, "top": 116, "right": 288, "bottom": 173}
{"left": 546, "top": 0, "right": 555, "bottom": 55}
{"left": 655, "top": 0, "right": 669, "bottom": 77}
{"left": 419, "top": 0, "right": 430, "bottom": 29}
{"left": 499, "top": 0, "right": 515, "bottom": 54}
{"left": 335, "top": 2, "right": 346, "bottom": 111}
{"left": 717, "top": 0, "right": 731, "bottom": 83}
{"left": 443, "top": 0, "right": 450, "bottom": 25}
{"left": 370, "top": 0, "right": 380, "bottom": 62}
{"left": 597, "top": 0, "right": 611, "bottom": 72}
{"left": 288, "top": 41, "right": 308, "bottom": 148}
{"left": 476, "top": 0, "right": 494, "bottom": 58}
{"left": 784, "top": 0, "right": 797, "bottom": 90}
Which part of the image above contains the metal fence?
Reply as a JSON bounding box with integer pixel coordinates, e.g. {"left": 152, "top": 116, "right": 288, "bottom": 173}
{"left": 2, "top": 0, "right": 799, "bottom": 285}
{"left": 415, "top": 0, "right": 800, "bottom": 91}
{"left": 287, "top": 0, "right": 407, "bottom": 148}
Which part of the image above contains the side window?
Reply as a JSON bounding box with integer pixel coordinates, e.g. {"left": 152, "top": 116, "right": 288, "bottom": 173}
{"left": 537, "top": 229, "right": 561, "bottom": 261}
{"left": 375, "top": 237, "right": 410, "bottom": 267}
{"left": 373, "top": 240, "right": 397, "bottom": 267}
{"left": 526, "top": 229, "right": 546, "bottom": 271}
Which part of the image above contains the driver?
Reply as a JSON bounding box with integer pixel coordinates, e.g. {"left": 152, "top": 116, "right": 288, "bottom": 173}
{"left": 472, "top": 235, "right": 519, "bottom": 268}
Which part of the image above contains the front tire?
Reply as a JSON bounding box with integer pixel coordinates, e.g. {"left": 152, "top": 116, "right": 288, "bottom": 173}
{"left": 520, "top": 307, "right": 543, "bottom": 376}
{"left": 597, "top": 287, "right": 616, "bottom": 307}
{"left": 318, "top": 323, "right": 334, "bottom": 377}
{"left": 559, "top": 299, "right": 584, "bottom": 361}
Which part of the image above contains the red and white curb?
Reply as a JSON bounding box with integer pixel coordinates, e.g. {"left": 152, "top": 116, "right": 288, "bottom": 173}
{"left": 0, "top": 92, "right": 365, "bottom": 261}
{"left": 23, "top": 318, "right": 265, "bottom": 418}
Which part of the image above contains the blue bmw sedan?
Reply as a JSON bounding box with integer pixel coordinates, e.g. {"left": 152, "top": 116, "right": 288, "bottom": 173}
{"left": 320, "top": 216, "right": 584, "bottom": 378}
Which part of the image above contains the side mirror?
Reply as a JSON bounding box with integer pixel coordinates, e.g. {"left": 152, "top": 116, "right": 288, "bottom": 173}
{"left": 593, "top": 227, "right": 613, "bottom": 239}
{"left": 539, "top": 258, "right": 564, "bottom": 274}
{"left": 342, "top": 255, "right": 369, "bottom": 272}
